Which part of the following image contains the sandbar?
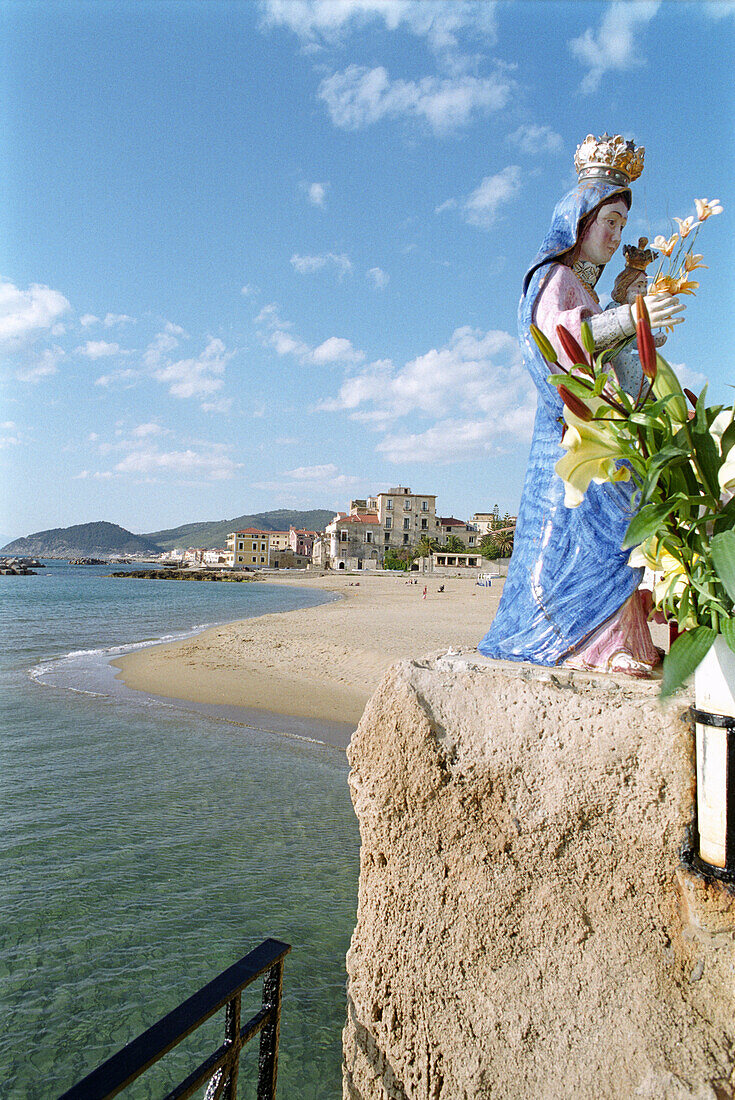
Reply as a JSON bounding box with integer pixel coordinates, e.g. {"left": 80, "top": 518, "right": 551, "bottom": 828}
{"left": 112, "top": 572, "right": 503, "bottom": 744}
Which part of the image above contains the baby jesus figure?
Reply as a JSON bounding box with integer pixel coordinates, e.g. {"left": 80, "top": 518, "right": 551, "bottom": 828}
{"left": 607, "top": 237, "right": 667, "bottom": 397}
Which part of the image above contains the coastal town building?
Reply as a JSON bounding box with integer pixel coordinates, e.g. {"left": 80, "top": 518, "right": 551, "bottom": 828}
{"left": 363, "top": 487, "right": 439, "bottom": 550}
{"left": 271, "top": 548, "right": 311, "bottom": 570}
{"left": 472, "top": 510, "right": 518, "bottom": 536}
{"left": 325, "top": 512, "right": 382, "bottom": 571}
{"left": 268, "top": 531, "right": 290, "bottom": 552}
{"left": 227, "top": 529, "right": 270, "bottom": 568}
{"left": 289, "top": 527, "right": 316, "bottom": 557}
{"left": 437, "top": 517, "right": 480, "bottom": 548}
{"left": 203, "top": 548, "right": 230, "bottom": 566}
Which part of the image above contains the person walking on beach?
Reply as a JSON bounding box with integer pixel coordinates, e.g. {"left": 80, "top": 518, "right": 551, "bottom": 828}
{"left": 422, "top": 586, "right": 427, "bottom": 600}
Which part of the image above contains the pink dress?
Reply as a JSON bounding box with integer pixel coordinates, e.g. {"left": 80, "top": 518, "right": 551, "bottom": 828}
{"left": 534, "top": 265, "right": 659, "bottom": 675}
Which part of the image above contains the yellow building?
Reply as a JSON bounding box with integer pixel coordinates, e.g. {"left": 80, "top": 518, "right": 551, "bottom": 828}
{"left": 226, "top": 529, "right": 270, "bottom": 568}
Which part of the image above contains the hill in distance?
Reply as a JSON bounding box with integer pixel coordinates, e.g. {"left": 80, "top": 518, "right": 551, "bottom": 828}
{"left": 1, "top": 522, "right": 163, "bottom": 558}
{"left": 2, "top": 509, "right": 338, "bottom": 558}
{"left": 144, "top": 509, "right": 337, "bottom": 552}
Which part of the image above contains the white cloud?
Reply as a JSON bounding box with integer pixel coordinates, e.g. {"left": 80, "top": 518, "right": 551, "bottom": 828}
{"left": 201, "top": 395, "right": 233, "bottom": 414}
{"left": 252, "top": 461, "right": 361, "bottom": 494}
{"left": 0, "top": 421, "right": 21, "bottom": 448}
{"left": 104, "top": 313, "right": 134, "bottom": 327}
{"left": 290, "top": 251, "right": 352, "bottom": 277}
{"left": 366, "top": 267, "right": 389, "bottom": 289}
{"left": 321, "top": 325, "right": 535, "bottom": 462}
{"left": 95, "top": 368, "right": 139, "bottom": 387}
{"left": 260, "top": 1, "right": 498, "bottom": 54}
{"left": 569, "top": 2, "right": 660, "bottom": 94}
{"left": 153, "top": 337, "right": 233, "bottom": 400}
{"left": 115, "top": 445, "right": 241, "bottom": 481}
{"left": 306, "top": 181, "right": 328, "bottom": 206}
{"left": 80, "top": 313, "right": 99, "bottom": 327}
{"left": 241, "top": 283, "right": 258, "bottom": 297}
{"left": 508, "top": 124, "right": 563, "bottom": 155}
{"left": 435, "top": 198, "right": 457, "bottom": 215}
{"left": 131, "top": 422, "right": 164, "bottom": 438}
{"left": 256, "top": 302, "right": 363, "bottom": 367}
{"left": 311, "top": 336, "right": 365, "bottom": 365}
{"left": 670, "top": 361, "right": 708, "bottom": 397}
{"left": 141, "top": 325, "right": 232, "bottom": 402}
{"left": 73, "top": 469, "right": 113, "bottom": 480}
{"left": 463, "top": 165, "right": 522, "bottom": 229}
{"left": 0, "top": 280, "right": 71, "bottom": 349}
{"left": 76, "top": 340, "right": 122, "bottom": 359}
{"left": 15, "top": 346, "right": 66, "bottom": 382}
{"left": 318, "top": 65, "right": 512, "bottom": 135}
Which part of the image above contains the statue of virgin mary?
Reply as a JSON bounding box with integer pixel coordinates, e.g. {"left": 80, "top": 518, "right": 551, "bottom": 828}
{"left": 478, "top": 134, "right": 685, "bottom": 675}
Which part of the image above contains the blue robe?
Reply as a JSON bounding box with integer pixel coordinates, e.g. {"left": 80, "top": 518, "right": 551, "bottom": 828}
{"left": 478, "top": 180, "right": 643, "bottom": 665}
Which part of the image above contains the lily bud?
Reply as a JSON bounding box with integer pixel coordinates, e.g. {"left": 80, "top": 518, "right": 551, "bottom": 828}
{"left": 635, "top": 293, "right": 650, "bottom": 327}
{"left": 580, "top": 320, "right": 595, "bottom": 357}
{"left": 635, "top": 296, "right": 657, "bottom": 380}
{"left": 530, "top": 323, "right": 558, "bottom": 364}
{"left": 684, "top": 387, "right": 698, "bottom": 409}
{"left": 558, "top": 385, "right": 592, "bottom": 422}
{"left": 556, "top": 324, "right": 590, "bottom": 369}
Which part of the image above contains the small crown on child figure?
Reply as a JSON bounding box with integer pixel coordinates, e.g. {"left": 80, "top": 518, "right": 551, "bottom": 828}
{"left": 622, "top": 238, "right": 657, "bottom": 272}
{"left": 574, "top": 133, "right": 645, "bottom": 187}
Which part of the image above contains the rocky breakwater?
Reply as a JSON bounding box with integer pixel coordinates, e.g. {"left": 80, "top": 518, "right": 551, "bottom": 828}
{"left": 0, "top": 557, "right": 41, "bottom": 575}
{"left": 343, "top": 654, "right": 735, "bottom": 1100}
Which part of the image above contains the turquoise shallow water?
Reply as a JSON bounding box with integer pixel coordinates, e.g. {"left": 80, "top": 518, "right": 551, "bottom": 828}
{"left": 0, "top": 563, "right": 360, "bottom": 1098}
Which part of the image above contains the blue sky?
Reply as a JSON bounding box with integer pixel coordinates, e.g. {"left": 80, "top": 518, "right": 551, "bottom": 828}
{"left": 1, "top": 0, "right": 733, "bottom": 540}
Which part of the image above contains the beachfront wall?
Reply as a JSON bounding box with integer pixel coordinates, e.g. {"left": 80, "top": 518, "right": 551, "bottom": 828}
{"left": 343, "top": 657, "right": 735, "bottom": 1099}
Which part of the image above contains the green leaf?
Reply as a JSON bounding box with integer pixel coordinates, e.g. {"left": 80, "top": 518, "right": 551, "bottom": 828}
{"left": 690, "top": 425, "right": 722, "bottom": 499}
{"left": 710, "top": 530, "right": 735, "bottom": 604}
{"left": 622, "top": 500, "right": 679, "bottom": 550}
{"left": 661, "top": 626, "right": 717, "bottom": 698}
{"left": 721, "top": 418, "right": 735, "bottom": 457}
{"left": 713, "top": 497, "right": 735, "bottom": 535}
{"left": 722, "top": 618, "right": 735, "bottom": 655}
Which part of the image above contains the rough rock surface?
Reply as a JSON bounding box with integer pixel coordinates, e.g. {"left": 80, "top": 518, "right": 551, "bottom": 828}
{"left": 342, "top": 654, "right": 735, "bottom": 1100}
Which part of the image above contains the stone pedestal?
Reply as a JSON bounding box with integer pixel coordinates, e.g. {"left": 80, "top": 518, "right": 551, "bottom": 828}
{"left": 343, "top": 654, "right": 735, "bottom": 1100}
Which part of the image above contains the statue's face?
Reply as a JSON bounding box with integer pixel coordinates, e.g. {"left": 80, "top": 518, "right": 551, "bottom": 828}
{"left": 578, "top": 199, "right": 628, "bottom": 266}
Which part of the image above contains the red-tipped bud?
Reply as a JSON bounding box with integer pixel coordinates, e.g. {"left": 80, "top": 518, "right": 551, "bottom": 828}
{"left": 684, "top": 387, "right": 698, "bottom": 409}
{"left": 558, "top": 385, "right": 592, "bottom": 422}
{"left": 635, "top": 293, "right": 650, "bottom": 327}
{"left": 556, "top": 324, "right": 590, "bottom": 369}
{"left": 530, "top": 323, "right": 558, "bottom": 364}
{"left": 636, "top": 319, "right": 657, "bottom": 380}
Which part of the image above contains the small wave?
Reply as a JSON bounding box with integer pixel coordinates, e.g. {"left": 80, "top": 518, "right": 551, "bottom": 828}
{"left": 28, "top": 621, "right": 218, "bottom": 692}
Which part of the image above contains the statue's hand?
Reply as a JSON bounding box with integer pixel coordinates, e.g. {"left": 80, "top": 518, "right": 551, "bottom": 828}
{"left": 632, "top": 292, "right": 686, "bottom": 329}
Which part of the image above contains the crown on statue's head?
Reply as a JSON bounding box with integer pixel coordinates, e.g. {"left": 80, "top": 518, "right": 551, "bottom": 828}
{"left": 623, "top": 237, "right": 657, "bottom": 272}
{"left": 574, "top": 133, "right": 645, "bottom": 187}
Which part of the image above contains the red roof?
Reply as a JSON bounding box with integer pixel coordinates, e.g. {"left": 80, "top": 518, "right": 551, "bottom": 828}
{"left": 437, "top": 517, "right": 466, "bottom": 527}
{"left": 334, "top": 513, "right": 380, "bottom": 525}
{"left": 236, "top": 528, "right": 270, "bottom": 535}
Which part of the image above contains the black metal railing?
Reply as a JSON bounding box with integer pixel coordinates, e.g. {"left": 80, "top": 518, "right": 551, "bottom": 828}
{"left": 58, "top": 938, "right": 291, "bottom": 1100}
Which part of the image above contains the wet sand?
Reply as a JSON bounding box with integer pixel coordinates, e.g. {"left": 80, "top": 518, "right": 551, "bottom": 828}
{"left": 112, "top": 571, "right": 503, "bottom": 746}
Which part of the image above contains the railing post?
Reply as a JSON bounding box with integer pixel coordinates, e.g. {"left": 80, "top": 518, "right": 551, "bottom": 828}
{"left": 256, "top": 961, "right": 285, "bottom": 1100}
{"left": 223, "top": 991, "right": 241, "bottom": 1100}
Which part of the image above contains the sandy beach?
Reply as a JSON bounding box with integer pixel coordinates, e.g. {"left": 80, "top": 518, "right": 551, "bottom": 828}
{"left": 112, "top": 571, "right": 503, "bottom": 739}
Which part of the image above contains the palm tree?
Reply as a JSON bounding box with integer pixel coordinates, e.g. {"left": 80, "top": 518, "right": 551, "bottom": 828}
{"left": 416, "top": 535, "right": 439, "bottom": 559}
{"left": 492, "top": 528, "right": 515, "bottom": 557}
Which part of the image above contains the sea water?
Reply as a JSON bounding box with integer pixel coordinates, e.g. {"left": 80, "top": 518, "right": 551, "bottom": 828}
{"left": 0, "top": 563, "right": 361, "bottom": 1098}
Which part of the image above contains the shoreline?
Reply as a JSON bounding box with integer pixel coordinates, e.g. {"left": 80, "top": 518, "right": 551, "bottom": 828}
{"left": 112, "top": 571, "right": 503, "bottom": 747}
